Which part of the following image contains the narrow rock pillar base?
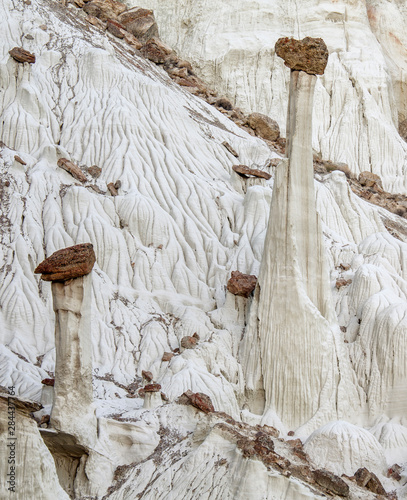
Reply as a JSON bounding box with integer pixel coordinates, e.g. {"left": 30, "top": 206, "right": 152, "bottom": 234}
{"left": 51, "top": 274, "right": 96, "bottom": 446}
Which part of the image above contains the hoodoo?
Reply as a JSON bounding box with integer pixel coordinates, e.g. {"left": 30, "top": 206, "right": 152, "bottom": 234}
{"left": 242, "top": 37, "right": 360, "bottom": 432}
{"left": 35, "top": 244, "right": 97, "bottom": 445}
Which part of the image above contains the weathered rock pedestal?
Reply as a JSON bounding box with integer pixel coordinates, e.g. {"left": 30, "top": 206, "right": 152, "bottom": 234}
{"left": 242, "top": 38, "right": 360, "bottom": 432}
{"left": 35, "top": 244, "right": 97, "bottom": 447}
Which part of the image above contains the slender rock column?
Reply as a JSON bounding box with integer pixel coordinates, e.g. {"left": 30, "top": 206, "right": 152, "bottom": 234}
{"left": 242, "top": 38, "right": 361, "bottom": 432}
{"left": 35, "top": 243, "right": 97, "bottom": 446}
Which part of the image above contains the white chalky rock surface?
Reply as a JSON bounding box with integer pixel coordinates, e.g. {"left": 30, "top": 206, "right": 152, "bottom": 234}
{"left": 1, "top": 0, "right": 407, "bottom": 497}
{"left": 135, "top": 0, "right": 407, "bottom": 193}
{"left": 304, "top": 421, "right": 387, "bottom": 477}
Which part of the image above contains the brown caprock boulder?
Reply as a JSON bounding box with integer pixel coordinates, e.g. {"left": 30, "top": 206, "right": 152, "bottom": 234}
{"left": 35, "top": 243, "right": 96, "bottom": 281}
{"left": 275, "top": 37, "right": 329, "bottom": 75}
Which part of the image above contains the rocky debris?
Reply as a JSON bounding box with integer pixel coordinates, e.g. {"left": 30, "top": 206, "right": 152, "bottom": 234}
{"left": 14, "top": 155, "right": 27, "bottom": 165}
{"left": 387, "top": 464, "right": 402, "bottom": 481}
{"left": 354, "top": 467, "right": 386, "bottom": 495}
{"left": 114, "top": 179, "right": 121, "bottom": 190}
{"left": 87, "top": 165, "right": 102, "bottom": 178}
{"left": 162, "top": 352, "right": 174, "bottom": 362}
{"left": 179, "top": 390, "right": 214, "bottom": 413}
{"left": 118, "top": 7, "right": 158, "bottom": 42}
{"left": 399, "top": 118, "right": 407, "bottom": 142}
{"left": 314, "top": 157, "right": 351, "bottom": 178}
{"left": 275, "top": 37, "right": 329, "bottom": 75}
{"left": 359, "top": 171, "right": 383, "bottom": 190}
{"left": 247, "top": 112, "right": 280, "bottom": 141}
{"left": 141, "top": 370, "right": 153, "bottom": 382}
{"left": 290, "top": 464, "right": 316, "bottom": 484}
{"left": 254, "top": 431, "right": 275, "bottom": 452}
{"left": 88, "top": 184, "right": 105, "bottom": 195}
{"left": 313, "top": 469, "right": 349, "bottom": 497}
{"left": 143, "top": 383, "right": 161, "bottom": 392}
{"left": 106, "top": 19, "right": 125, "bottom": 38}
{"left": 222, "top": 141, "right": 239, "bottom": 157}
{"left": 339, "top": 263, "right": 351, "bottom": 271}
{"left": 57, "top": 158, "right": 87, "bottom": 182}
{"left": 215, "top": 97, "right": 233, "bottom": 110}
{"left": 107, "top": 182, "right": 118, "bottom": 196}
{"left": 192, "top": 332, "right": 200, "bottom": 341}
{"left": 85, "top": 15, "right": 106, "bottom": 29}
{"left": 35, "top": 243, "right": 96, "bottom": 281}
{"left": 336, "top": 279, "right": 352, "bottom": 288}
{"left": 227, "top": 270, "right": 257, "bottom": 298}
{"left": 122, "top": 32, "right": 143, "bottom": 49}
{"left": 232, "top": 164, "right": 271, "bottom": 180}
{"left": 39, "top": 414, "right": 50, "bottom": 428}
{"left": 180, "top": 336, "right": 197, "bottom": 349}
{"left": 160, "top": 392, "right": 168, "bottom": 401}
{"left": 41, "top": 378, "right": 55, "bottom": 386}
{"left": 140, "top": 38, "right": 172, "bottom": 64}
{"left": 9, "top": 47, "right": 36, "bottom": 63}
{"left": 83, "top": 0, "right": 126, "bottom": 22}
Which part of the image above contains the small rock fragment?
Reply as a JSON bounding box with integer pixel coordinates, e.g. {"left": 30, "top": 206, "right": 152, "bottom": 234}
{"left": 215, "top": 97, "right": 233, "bottom": 110}
{"left": 34, "top": 243, "right": 96, "bottom": 281}
{"left": 87, "top": 165, "right": 102, "bottom": 178}
{"left": 162, "top": 352, "right": 174, "bottom": 362}
{"left": 9, "top": 47, "right": 36, "bottom": 64}
{"left": 247, "top": 112, "right": 280, "bottom": 142}
{"left": 85, "top": 15, "right": 106, "bottom": 29}
{"left": 118, "top": 7, "right": 158, "bottom": 42}
{"left": 387, "top": 464, "right": 402, "bottom": 481}
{"left": 354, "top": 467, "right": 386, "bottom": 495}
{"left": 141, "top": 370, "right": 153, "bottom": 382}
{"left": 290, "top": 465, "right": 315, "bottom": 484}
{"left": 41, "top": 378, "right": 55, "bottom": 386}
{"left": 140, "top": 38, "right": 172, "bottom": 64}
{"left": 144, "top": 383, "right": 161, "bottom": 392}
{"left": 222, "top": 141, "right": 239, "bottom": 157}
{"left": 107, "top": 182, "right": 118, "bottom": 196}
{"left": 14, "top": 155, "right": 27, "bottom": 165}
{"left": 192, "top": 332, "right": 200, "bottom": 341}
{"left": 106, "top": 19, "right": 125, "bottom": 38}
{"left": 123, "top": 32, "right": 142, "bottom": 49}
{"left": 180, "top": 336, "right": 197, "bottom": 349}
{"left": 275, "top": 37, "right": 329, "bottom": 75}
{"left": 114, "top": 179, "right": 121, "bottom": 190}
{"left": 359, "top": 171, "right": 383, "bottom": 190}
{"left": 57, "top": 158, "right": 87, "bottom": 182}
{"left": 83, "top": 0, "right": 126, "bottom": 21}
{"left": 336, "top": 279, "right": 352, "bottom": 289}
{"left": 227, "top": 270, "right": 257, "bottom": 298}
{"left": 313, "top": 469, "right": 349, "bottom": 497}
{"left": 232, "top": 164, "right": 271, "bottom": 180}
{"left": 180, "top": 390, "right": 214, "bottom": 413}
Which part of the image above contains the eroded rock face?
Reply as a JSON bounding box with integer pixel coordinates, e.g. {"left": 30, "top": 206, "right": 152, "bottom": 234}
{"left": 34, "top": 243, "right": 96, "bottom": 281}
{"left": 227, "top": 270, "right": 257, "bottom": 297}
{"left": 275, "top": 37, "right": 329, "bottom": 75}
{"left": 9, "top": 47, "right": 36, "bottom": 63}
{"left": 247, "top": 112, "right": 280, "bottom": 141}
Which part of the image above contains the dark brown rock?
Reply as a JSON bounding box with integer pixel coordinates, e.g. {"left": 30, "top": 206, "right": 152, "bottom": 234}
{"left": 162, "top": 352, "right": 174, "bottom": 362}
{"left": 35, "top": 243, "right": 96, "bottom": 281}
{"left": 222, "top": 141, "right": 239, "bottom": 157}
{"left": 141, "top": 370, "right": 153, "bottom": 382}
{"left": 180, "top": 336, "right": 197, "bottom": 349}
{"left": 87, "top": 165, "right": 102, "bottom": 178}
{"left": 255, "top": 431, "right": 274, "bottom": 452}
{"left": 336, "top": 278, "right": 352, "bottom": 289}
{"left": 287, "top": 430, "right": 295, "bottom": 436}
{"left": 247, "top": 112, "right": 280, "bottom": 141}
{"left": 314, "top": 469, "right": 349, "bottom": 497}
{"left": 57, "top": 158, "right": 87, "bottom": 183}
{"left": 140, "top": 38, "right": 172, "bottom": 64}
{"left": 290, "top": 464, "right": 315, "bottom": 484}
{"left": 114, "top": 179, "right": 121, "bottom": 190}
{"left": 118, "top": 8, "right": 158, "bottom": 42}
{"left": 107, "top": 182, "right": 118, "bottom": 196}
{"left": 354, "top": 467, "right": 386, "bottom": 495}
{"left": 83, "top": 0, "right": 126, "bottom": 21}
{"left": 275, "top": 37, "right": 329, "bottom": 75}
{"left": 215, "top": 97, "right": 233, "bottom": 110}
{"left": 160, "top": 392, "right": 168, "bottom": 401}
{"left": 359, "top": 171, "right": 383, "bottom": 190}
{"left": 106, "top": 19, "right": 125, "bottom": 38}
{"left": 14, "top": 155, "right": 27, "bottom": 165}
{"left": 227, "top": 271, "right": 257, "bottom": 298}
{"left": 182, "top": 390, "right": 214, "bottom": 413}
{"left": 144, "top": 383, "right": 161, "bottom": 392}
{"left": 387, "top": 464, "right": 402, "bottom": 481}
{"left": 9, "top": 47, "right": 36, "bottom": 64}
{"left": 232, "top": 164, "right": 271, "bottom": 180}
{"left": 41, "top": 378, "right": 55, "bottom": 386}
